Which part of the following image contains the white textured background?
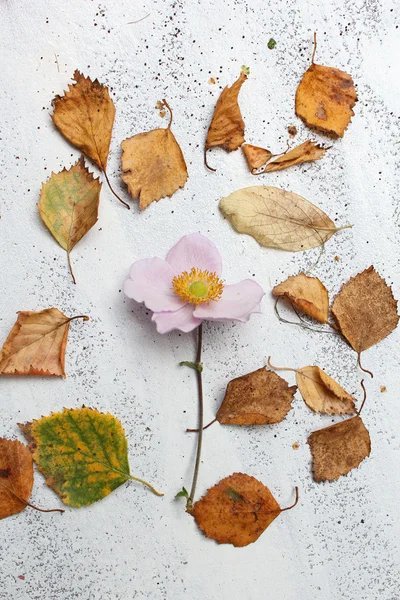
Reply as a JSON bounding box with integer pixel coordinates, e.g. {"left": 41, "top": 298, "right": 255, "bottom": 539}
{"left": 1, "top": 0, "right": 399, "bottom": 599}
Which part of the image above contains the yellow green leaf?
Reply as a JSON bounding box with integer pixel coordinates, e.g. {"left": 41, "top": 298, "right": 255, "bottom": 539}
{"left": 38, "top": 156, "right": 101, "bottom": 283}
{"left": 19, "top": 407, "right": 162, "bottom": 507}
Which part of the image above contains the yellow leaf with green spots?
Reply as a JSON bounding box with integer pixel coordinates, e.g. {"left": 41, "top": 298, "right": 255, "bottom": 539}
{"left": 19, "top": 408, "right": 163, "bottom": 507}
{"left": 38, "top": 156, "right": 101, "bottom": 284}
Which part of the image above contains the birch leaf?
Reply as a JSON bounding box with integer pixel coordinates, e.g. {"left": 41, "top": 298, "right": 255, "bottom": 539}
{"left": 260, "top": 141, "right": 329, "bottom": 173}
{"left": 19, "top": 407, "right": 162, "bottom": 507}
{"left": 272, "top": 273, "right": 329, "bottom": 323}
{"left": 0, "top": 309, "right": 88, "bottom": 377}
{"left": 121, "top": 100, "right": 188, "bottom": 210}
{"left": 39, "top": 157, "right": 101, "bottom": 284}
{"left": 0, "top": 439, "right": 33, "bottom": 519}
{"left": 296, "top": 366, "right": 356, "bottom": 415}
{"left": 220, "top": 186, "right": 350, "bottom": 251}
{"left": 190, "top": 473, "right": 298, "bottom": 547}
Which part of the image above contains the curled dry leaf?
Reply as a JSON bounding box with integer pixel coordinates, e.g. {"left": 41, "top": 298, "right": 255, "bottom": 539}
{"left": 39, "top": 157, "right": 101, "bottom": 284}
{"left": 260, "top": 141, "right": 329, "bottom": 173}
{"left": 19, "top": 407, "right": 163, "bottom": 507}
{"left": 242, "top": 144, "right": 272, "bottom": 173}
{"left": 0, "top": 439, "right": 33, "bottom": 519}
{"left": 308, "top": 416, "right": 370, "bottom": 482}
{"left": 272, "top": 273, "right": 329, "bottom": 323}
{"left": 295, "top": 37, "right": 357, "bottom": 137}
{"left": 216, "top": 367, "right": 296, "bottom": 425}
{"left": 0, "top": 309, "right": 88, "bottom": 377}
{"left": 296, "top": 366, "right": 356, "bottom": 415}
{"left": 190, "top": 472, "right": 298, "bottom": 547}
{"left": 332, "top": 266, "right": 399, "bottom": 355}
{"left": 205, "top": 68, "right": 248, "bottom": 170}
{"left": 120, "top": 100, "right": 188, "bottom": 210}
{"left": 220, "top": 186, "right": 350, "bottom": 251}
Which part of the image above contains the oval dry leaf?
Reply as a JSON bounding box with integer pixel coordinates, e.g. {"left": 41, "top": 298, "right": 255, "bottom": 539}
{"left": 296, "top": 366, "right": 356, "bottom": 415}
{"left": 272, "top": 273, "right": 329, "bottom": 323}
{"left": 220, "top": 186, "right": 348, "bottom": 251}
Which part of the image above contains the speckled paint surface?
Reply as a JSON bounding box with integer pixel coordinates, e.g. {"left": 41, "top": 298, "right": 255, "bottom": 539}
{"left": 1, "top": 1, "right": 399, "bottom": 599}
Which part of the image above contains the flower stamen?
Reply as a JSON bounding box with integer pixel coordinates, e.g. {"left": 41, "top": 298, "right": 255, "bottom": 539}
{"left": 172, "top": 268, "right": 224, "bottom": 305}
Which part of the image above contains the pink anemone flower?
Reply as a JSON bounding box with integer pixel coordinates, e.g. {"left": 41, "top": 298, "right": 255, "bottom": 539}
{"left": 124, "top": 233, "right": 264, "bottom": 333}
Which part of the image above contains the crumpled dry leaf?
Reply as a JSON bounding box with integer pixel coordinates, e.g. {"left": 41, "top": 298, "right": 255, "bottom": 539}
{"left": 39, "top": 157, "right": 101, "bottom": 284}
{"left": 260, "top": 141, "right": 329, "bottom": 173}
{"left": 242, "top": 144, "right": 272, "bottom": 173}
{"left": 332, "top": 266, "right": 399, "bottom": 354}
{"left": 205, "top": 68, "right": 248, "bottom": 170}
{"left": 0, "top": 439, "right": 33, "bottom": 519}
{"left": 216, "top": 367, "right": 296, "bottom": 425}
{"left": 296, "top": 366, "right": 356, "bottom": 415}
{"left": 308, "top": 416, "right": 370, "bottom": 482}
{"left": 0, "top": 309, "right": 88, "bottom": 377}
{"left": 120, "top": 100, "right": 188, "bottom": 210}
{"left": 190, "top": 472, "right": 298, "bottom": 546}
{"left": 272, "top": 273, "right": 329, "bottom": 323}
{"left": 295, "top": 39, "right": 357, "bottom": 138}
{"left": 52, "top": 71, "right": 115, "bottom": 171}
{"left": 220, "top": 186, "right": 349, "bottom": 251}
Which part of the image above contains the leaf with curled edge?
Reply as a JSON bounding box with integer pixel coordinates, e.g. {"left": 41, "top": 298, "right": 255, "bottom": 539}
{"left": 296, "top": 366, "right": 356, "bottom": 415}
{"left": 220, "top": 186, "right": 351, "bottom": 251}
{"left": 0, "top": 309, "right": 88, "bottom": 377}
{"left": 190, "top": 472, "right": 298, "bottom": 547}
{"left": 39, "top": 157, "right": 101, "bottom": 284}
{"left": 260, "top": 141, "right": 329, "bottom": 173}
{"left": 272, "top": 273, "right": 329, "bottom": 323}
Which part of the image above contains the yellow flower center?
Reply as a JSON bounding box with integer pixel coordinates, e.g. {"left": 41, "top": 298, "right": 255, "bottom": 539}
{"left": 172, "top": 268, "right": 224, "bottom": 305}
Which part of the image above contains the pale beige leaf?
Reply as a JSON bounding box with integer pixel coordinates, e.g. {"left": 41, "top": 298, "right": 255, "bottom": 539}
{"left": 272, "top": 273, "right": 329, "bottom": 323}
{"left": 296, "top": 366, "right": 356, "bottom": 415}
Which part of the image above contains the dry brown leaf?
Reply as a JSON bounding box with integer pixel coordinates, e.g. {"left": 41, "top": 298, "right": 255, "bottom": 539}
{"left": 0, "top": 309, "right": 89, "bottom": 377}
{"left": 288, "top": 125, "right": 297, "bottom": 138}
{"left": 296, "top": 366, "right": 356, "bottom": 415}
{"left": 0, "top": 439, "right": 33, "bottom": 519}
{"left": 332, "top": 266, "right": 399, "bottom": 354}
{"left": 120, "top": 101, "right": 188, "bottom": 210}
{"left": 190, "top": 473, "right": 298, "bottom": 546}
{"left": 308, "top": 416, "right": 370, "bottom": 482}
{"left": 204, "top": 68, "right": 248, "bottom": 170}
{"left": 52, "top": 71, "right": 115, "bottom": 171}
{"left": 216, "top": 367, "right": 296, "bottom": 425}
{"left": 272, "top": 273, "right": 329, "bottom": 323}
{"left": 260, "top": 141, "right": 329, "bottom": 173}
{"left": 220, "top": 186, "right": 350, "bottom": 251}
{"left": 242, "top": 144, "right": 272, "bottom": 173}
{"left": 295, "top": 38, "right": 357, "bottom": 138}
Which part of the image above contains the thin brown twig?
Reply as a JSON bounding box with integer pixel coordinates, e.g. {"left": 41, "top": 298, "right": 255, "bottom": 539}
{"left": 186, "top": 418, "right": 216, "bottom": 433}
{"left": 128, "top": 13, "right": 150, "bottom": 24}
{"left": 311, "top": 32, "right": 317, "bottom": 64}
{"left": 102, "top": 170, "right": 130, "bottom": 209}
{"left": 280, "top": 487, "right": 299, "bottom": 512}
{"left": 204, "top": 147, "right": 216, "bottom": 172}
{"left": 357, "top": 352, "right": 374, "bottom": 378}
{"left": 357, "top": 379, "right": 367, "bottom": 415}
{"left": 67, "top": 252, "right": 76, "bottom": 285}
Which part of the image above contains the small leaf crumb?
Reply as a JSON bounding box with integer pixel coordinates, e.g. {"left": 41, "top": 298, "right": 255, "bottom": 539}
{"left": 241, "top": 65, "right": 250, "bottom": 76}
{"left": 287, "top": 125, "right": 297, "bottom": 138}
{"left": 208, "top": 77, "right": 217, "bottom": 85}
{"left": 267, "top": 38, "right": 276, "bottom": 50}
{"left": 292, "top": 441, "right": 299, "bottom": 450}
{"left": 334, "top": 255, "right": 340, "bottom": 262}
{"left": 380, "top": 386, "right": 387, "bottom": 393}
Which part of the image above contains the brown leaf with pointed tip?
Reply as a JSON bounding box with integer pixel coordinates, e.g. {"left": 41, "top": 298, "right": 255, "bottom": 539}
{"left": 260, "top": 141, "right": 329, "bottom": 173}
{"left": 332, "top": 266, "right": 399, "bottom": 353}
{"left": 120, "top": 102, "right": 188, "bottom": 210}
{"left": 205, "top": 69, "right": 247, "bottom": 165}
{"left": 272, "top": 273, "right": 329, "bottom": 323}
{"left": 296, "top": 366, "right": 356, "bottom": 415}
{"left": 295, "top": 63, "right": 357, "bottom": 138}
{"left": 220, "top": 186, "right": 349, "bottom": 251}
{"left": 242, "top": 144, "right": 272, "bottom": 172}
{"left": 0, "top": 309, "right": 88, "bottom": 377}
{"left": 0, "top": 439, "right": 33, "bottom": 519}
{"left": 190, "top": 473, "right": 298, "bottom": 546}
{"left": 308, "top": 416, "right": 370, "bottom": 482}
{"left": 216, "top": 368, "right": 296, "bottom": 425}
{"left": 52, "top": 71, "right": 115, "bottom": 170}
{"left": 38, "top": 157, "right": 101, "bottom": 284}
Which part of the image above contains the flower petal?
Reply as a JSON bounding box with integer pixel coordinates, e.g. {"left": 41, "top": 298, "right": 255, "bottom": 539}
{"left": 124, "top": 258, "right": 184, "bottom": 312}
{"left": 152, "top": 305, "right": 203, "bottom": 334}
{"left": 193, "top": 280, "right": 264, "bottom": 322}
{"left": 166, "top": 233, "right": 223, "bottom": 275}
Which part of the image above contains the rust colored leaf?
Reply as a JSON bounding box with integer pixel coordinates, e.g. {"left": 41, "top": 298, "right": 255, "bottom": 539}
{"left": 272, "top": 273, "right": 329, "bottom": 323}
{"left": 260, "top": 141, "right": 329, "bottom": 173}
{"left": 296, "top": 366, "right": 356, "bottom": 415}
{"left": 205, "top": 68, "right": 248, "bottom": 169}
{"left": 242, "top": 144, "right": 272, "bottom": 173}
{"left": 38, "top": 157, "right": 101, "bottom": 284}
{"left": 295, "top": 38, "right": 357, "bottom": 138}
{"left": 308, "top": 416, "right": 370, "bottom": 482}
{"left": 332, "top": 267, "right": 399, "bottom": 353}
{"left": 0, "top": 439, "right": 33, "bottom": 519}
{"left": 0, "top": 309, "right": 88, "bottom": 377}
{"left": 190, "top": 473, "right": 298, "bottom": 546}
{"left": 120, "top": 101, "right": 188, "bottom": 210}
{"left": 216, "top": 367, "right": 296, "bottom": 425}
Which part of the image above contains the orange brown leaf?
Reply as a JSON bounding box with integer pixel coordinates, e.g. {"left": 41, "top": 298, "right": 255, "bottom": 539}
{"left": 190, "top": 473, "right": 298, "bottom": 546}
{"left": 0, "top": 439, "right": 33, "bottom": 519}
{"left": 216, "top": 367, "right": 296, "bottom": 425}
{"left": 120, "top": 101, "right": 188, "bottom": 210}
{"left": 308, "top": 416, "right": 370, "bottom": 482}
{"left": 272, "top": 273, "right": 329, "bottom": 323}
{"left": 242, "top": 144, "right": 272, "bottom": 173}
{"left": 260, "top": 141, "right": 329, "bottom": 173}
{"left": 0, "top": 309, "right": 88, "bottom": 377}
